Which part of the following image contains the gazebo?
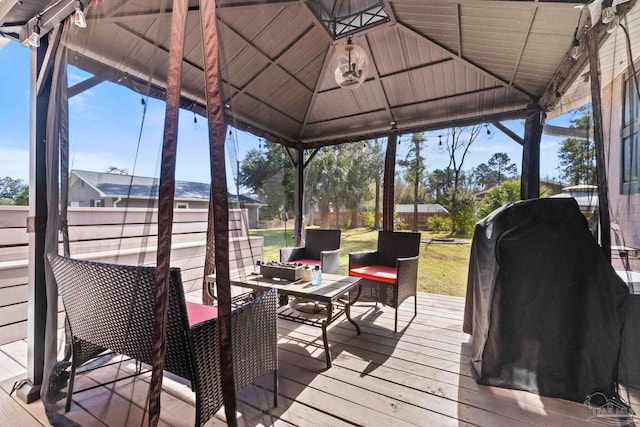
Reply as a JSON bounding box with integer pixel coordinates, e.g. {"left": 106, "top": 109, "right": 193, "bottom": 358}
{"left": 0, "top": 0, "right": 634, "bottom": 425}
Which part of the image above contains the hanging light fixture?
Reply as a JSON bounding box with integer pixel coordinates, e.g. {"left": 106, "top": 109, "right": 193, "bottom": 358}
{"left": 27, "top": 17, "right": 41, "bottom": 48}
{"left": 601, "top": 0, "right": 616, "bottom": 24}
{"left": 74, "top": 0, "right": 87, "bottom": 28}
{"left": 331, "top": 36, "right": 369, "bottom": 89}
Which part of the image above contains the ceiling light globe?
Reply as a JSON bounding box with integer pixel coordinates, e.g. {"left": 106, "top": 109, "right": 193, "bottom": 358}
{"left": 331, "top": 40, "right": 369, "bottom": 89}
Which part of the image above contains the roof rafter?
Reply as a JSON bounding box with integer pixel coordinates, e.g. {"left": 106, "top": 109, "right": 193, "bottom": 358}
{"left": 509, "top": 5, "right": 538, "bottom": 86}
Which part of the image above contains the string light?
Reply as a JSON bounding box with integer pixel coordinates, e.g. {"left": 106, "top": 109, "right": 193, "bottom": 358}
{"left": 438, "top": 135, "right": 443, "bottom": 146}
{"left": 140, "top": 96, "right": 146, "bottom": 113}
{"left": 193, "top": 112, "right": 198, "bottom": 130}
{"left": 570, "top": 7, "right": 585, "bottom": 61}
{"left": 27, "top": 16, "right": 41, "bottom": 48}
{"left": 74, "top": 0, "right": 87, "bottom": 28}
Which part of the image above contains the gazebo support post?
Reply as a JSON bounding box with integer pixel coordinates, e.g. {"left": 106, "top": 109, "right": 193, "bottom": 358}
{"left": 19, "top": 35, "right": 53, "bottom": 404}
{"left": 586, "top": 26, "right": 611, "bottom": 263}
{"left": 294, "top": 147, "right": 304, "bottom": 246}
{"left": 382, "top": 132, "right": 398, "bottom": 231}
{"left": 520, "top": 110, "right": 543, "bottom": 200}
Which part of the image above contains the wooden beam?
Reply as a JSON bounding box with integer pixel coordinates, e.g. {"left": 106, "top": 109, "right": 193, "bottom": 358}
{"left": 586, "top": 25, "right": 611, "bottom": 264}
{"left": 509, "top": 6, "right": 537, "bottom": 86}
{"left": 520, "top": 111, "right": 543, "bottom": 200}
{"left": 294, "top": 148, "right": 304, "bottom": 246}
{"left": 382, "top": 132, "right": 398, "bottom": 231}
{"left": 299, "top": 105, "right": 541, "bottom": 147}
{"left": 303, "top": 147, "right": 320, "bottom": 168}
{"left": 492, "top": 121, "right": 524, "bottom": 145}
{"left": 17, "top": 32, "right": 53, "bottom": 405}
{"left": 68, "top": 76, "right": 104, "bottom": 98}
{"left": 36, "top": 25, "right": 61, "bottom": 97}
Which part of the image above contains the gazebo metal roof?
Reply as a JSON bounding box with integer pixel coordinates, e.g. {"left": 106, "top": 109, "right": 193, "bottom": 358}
{"left": 1, "top": 0, "right": 618, "bottom": 147}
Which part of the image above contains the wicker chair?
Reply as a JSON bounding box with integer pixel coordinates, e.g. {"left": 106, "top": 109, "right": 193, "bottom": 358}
{"left": 47, "top": 254, "right": 278, "bottom": 427}
{"left": 280, "top": 228, "right": 341, "bottom": 274}
{"left": 348, "top": 231, "right": 421, "bottom": 332}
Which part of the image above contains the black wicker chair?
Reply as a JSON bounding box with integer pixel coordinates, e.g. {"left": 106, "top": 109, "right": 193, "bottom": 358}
{"left": 280, "top": 228, "right": 341, "bottom": 274}
{"left": 348, "top": 231, "right": 421, "bottom": 332}
{"left": 47, "top": 254, "right": 278, "bottom": 427}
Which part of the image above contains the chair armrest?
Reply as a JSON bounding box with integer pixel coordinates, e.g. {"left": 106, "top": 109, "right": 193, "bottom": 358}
{"left": 320, "top": 249, "right": 340, "bottom": 274}
{"left": 280, "top": 247, "right": 305, "bottom": 262}
{"left": 396, "top": 256, "right": 419, "bottom": 294}
{"left": 349, "top": 251, "right": 378, "bottom": 270}
{"left": 189, "top": 289, "right": 278, "bottom": 426}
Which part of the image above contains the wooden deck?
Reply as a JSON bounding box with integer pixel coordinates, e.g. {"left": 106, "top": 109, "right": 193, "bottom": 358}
{"left": 1, "top": 291, "right": 638, "bottom": 426}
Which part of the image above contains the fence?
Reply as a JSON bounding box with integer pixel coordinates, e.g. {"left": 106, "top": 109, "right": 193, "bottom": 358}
{"left": 0, "top": 206, "right": 263, "bottom": 345}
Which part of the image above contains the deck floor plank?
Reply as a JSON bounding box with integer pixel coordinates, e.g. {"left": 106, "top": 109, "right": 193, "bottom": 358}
{"left": 0, "top": 291, "right": 637, "bottom": 426}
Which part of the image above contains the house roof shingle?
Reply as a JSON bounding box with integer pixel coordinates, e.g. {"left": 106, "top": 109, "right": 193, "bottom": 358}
{"left": 71, "top": 170, "right": 266, "bottom": 206}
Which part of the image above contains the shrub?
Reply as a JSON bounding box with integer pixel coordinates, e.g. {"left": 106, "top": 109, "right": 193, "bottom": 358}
{"left": 360, "top": 210, "right": 375, "bottom": 228}
{"left": 448, "top": 189, "right": 477, "bottom": 236}
{"left": 428, "top": 215, "right": 451, "bottom": 233}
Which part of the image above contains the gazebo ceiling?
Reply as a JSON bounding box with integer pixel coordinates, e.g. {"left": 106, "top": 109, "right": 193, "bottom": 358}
{"left": 1, "top": 0, "right": 606, "bottom": 146}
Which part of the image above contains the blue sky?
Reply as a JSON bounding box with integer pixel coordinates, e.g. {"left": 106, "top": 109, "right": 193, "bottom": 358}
{"left": 0, "top": 40, "right": 570, "bottom": 187}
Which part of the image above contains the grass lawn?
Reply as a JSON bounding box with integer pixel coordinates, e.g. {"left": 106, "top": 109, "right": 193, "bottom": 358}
{"left": 250, "top": 227, "right": 471, "bottom": 297}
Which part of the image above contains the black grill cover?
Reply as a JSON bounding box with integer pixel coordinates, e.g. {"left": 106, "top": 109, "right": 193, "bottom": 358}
{"left": 463, "top": 198, "right": 628, "bottom": 402}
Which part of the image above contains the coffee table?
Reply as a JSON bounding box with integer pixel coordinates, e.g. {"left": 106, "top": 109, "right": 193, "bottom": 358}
{"left": 206, "top": 268, "right": 361, "bottom": 368}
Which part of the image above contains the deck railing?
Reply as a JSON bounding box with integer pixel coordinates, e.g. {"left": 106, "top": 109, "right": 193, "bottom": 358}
{"left": 0, "top": 206, "right": 263, "bottom": 345}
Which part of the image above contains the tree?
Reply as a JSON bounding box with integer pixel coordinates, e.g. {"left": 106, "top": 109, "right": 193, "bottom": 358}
{"left": 0, "top": 177, "right": 25, "bottom": 200}
{"left": 558, "top": 108, "right": 596, "bottom": 185}
{"left": 306, "top": 146, "right": 341, "bottom": 227}
{"left": 398, "top": 133, "right": 426, "bottom": 231}
{"left": 447, "top": 188, "right": 477, "bottom": 236}
{"left": 488, "top": 152, "right": 517, "bottom": 183}
{"left": 427, "top": 169, "right": 452, "bottom": 205}
{"left": 477, "top": 180, "right": 551, "bottom": 218}
{"left": 239, "top": 143, "right": 294, "bottom": 219}
{"left": 106, "top": 166, "right": 129, "bottom": 175}
{"left": 15, "top": 185, "right": 29, "bottom": 205}
{"left": 441, "top": 126, "right": 483, "bottom": 234}
{"left": 472, "top": 152, "right": 518, "bottom": 189}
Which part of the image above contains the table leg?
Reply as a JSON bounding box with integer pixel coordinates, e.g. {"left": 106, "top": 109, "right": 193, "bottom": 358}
{"left": 322, "top": 302, "right": 334, "bottom": 368}
{"left": 321, "top": 319, "right": 331, "bottom": 368}
{"left": 345, "top": 285, "right": 361, "bottom": 335}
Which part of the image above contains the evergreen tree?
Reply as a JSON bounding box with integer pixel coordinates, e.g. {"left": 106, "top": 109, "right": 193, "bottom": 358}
{"left": 398, "top": 133, "right": 426, "bottom": 231}
{"left": 558, "top": 108, "right": 596, "bottom": 185}
{"left": 239, "top": 143, "right": 294, "bottom": 218}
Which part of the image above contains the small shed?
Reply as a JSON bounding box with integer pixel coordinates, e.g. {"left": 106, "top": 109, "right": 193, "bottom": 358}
{"left": 396, "top": 203, "right": 449, "bottom": 230}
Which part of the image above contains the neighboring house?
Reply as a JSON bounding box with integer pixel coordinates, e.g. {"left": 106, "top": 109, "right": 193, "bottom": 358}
{"left": 556, "top": 2, "right": 640, "bottom": 269}
{"left": 69, "top": 170, "right": 267, "bottom": 228}
{"left": 396, "top": 204, "right": 449, "bottom": 230}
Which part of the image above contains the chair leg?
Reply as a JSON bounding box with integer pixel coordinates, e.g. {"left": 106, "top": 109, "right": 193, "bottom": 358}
{"left": 415, "top": 294, "right": 418, "bottom": 318}
{"left": 273, "top": 370, "right": 278, "bottom": 407}
{"left": 65, "top": 361, "right": 77, "bottom": 412}
{"left": 394, "top": 307, "right": 398, "bottom": 333}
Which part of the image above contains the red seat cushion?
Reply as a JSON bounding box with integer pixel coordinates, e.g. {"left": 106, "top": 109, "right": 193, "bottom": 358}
{"left": 295, "top": 258, "right": 321, "bottom": 267}
{"left": 186, "top": 302, "right": 218, "bottom": 327}
{"left": 349, "top": 265, "right": 397, "bottom": 284}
